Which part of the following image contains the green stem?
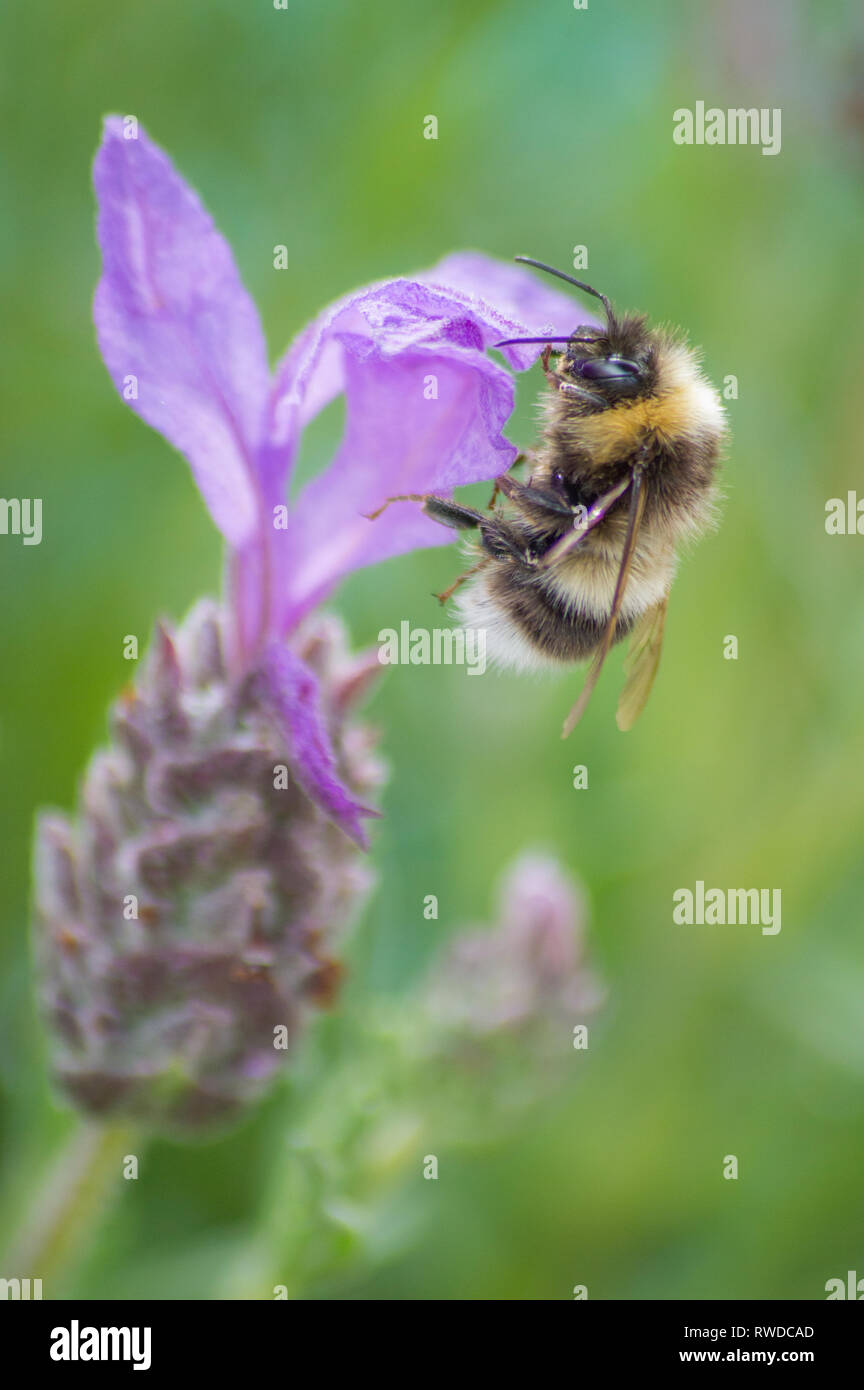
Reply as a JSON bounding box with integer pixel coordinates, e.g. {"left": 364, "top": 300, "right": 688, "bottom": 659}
{"left": 3, "top": 1121, "right": 139, "bottom": 1292}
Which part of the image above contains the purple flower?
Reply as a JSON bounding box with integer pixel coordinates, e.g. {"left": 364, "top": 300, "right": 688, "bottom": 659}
{"left": 32, "top": 118, "right": 579, "bottom": 1129}
{"left": 424, "top": 853, "right": 603, "bottom": 1041}
{"left": 92, "top": 117, "right": 577, "bottom": 847}
{"left": 415, "top": 853, "right": 604, "bottom": 1132}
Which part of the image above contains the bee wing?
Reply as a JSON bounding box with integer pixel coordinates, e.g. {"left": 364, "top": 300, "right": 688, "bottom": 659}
{"left": 615, "top": 594, "right": 668, "bottom": 732}
{"left": 561, "top": 468, "right": 647, "bottom": 738}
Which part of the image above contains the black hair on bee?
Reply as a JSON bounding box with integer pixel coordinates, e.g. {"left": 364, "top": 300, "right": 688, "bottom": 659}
{"left": 368, "top": 257, "right": 727, "bottom": 735}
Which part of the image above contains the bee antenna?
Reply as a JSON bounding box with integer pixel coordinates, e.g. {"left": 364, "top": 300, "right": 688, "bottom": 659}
{"left": 494, "top": 335, "right": 597, "bottom": 348}
{"left": 514, "top": 257, "right": 615, "bottom": 324}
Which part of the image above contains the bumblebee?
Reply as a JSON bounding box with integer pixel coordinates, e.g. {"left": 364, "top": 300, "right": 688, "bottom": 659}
{"left": 370, "top": 258, "right": 727, "bottom": 735}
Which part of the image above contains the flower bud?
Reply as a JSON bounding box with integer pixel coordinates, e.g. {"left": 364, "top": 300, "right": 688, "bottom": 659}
{"left": 33, "top": 602, "right": 381, "bottom": 1130}
{"left": 423, "top": 853, "right": 603, "bottom": 1055}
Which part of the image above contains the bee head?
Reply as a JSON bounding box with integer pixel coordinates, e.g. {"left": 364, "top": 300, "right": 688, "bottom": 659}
{"left": 495, "top": 260, "right": 658, "bottom": 403}
{"left": 563, "top": 314, "right": 656, "bottom": 401}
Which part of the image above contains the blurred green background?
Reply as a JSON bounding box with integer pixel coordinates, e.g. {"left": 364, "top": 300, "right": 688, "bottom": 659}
{"left": 2, "top": 0, "right": 864, "bottom": 1300}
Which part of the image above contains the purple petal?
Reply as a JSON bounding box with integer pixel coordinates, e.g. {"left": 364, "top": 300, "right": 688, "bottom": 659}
{"left": 420, "top": 251, "right": 594, "bottom": 370}
{"left": 269, "top": 278, "right": 534, "bottom": 628}
{"left": 267, "top": 259, "right": 580, "bottom": 484}
{"left": 252, "top": 643, "right": 378, "bottom": 849}
{"left": 283, "top": 350, "right": 516, "bottom": 623}
{"left": 265, "top": 260, "right": 596, "bottom": 629}
{"left": 93, "top": 117, "right": 270, "bottom": 547}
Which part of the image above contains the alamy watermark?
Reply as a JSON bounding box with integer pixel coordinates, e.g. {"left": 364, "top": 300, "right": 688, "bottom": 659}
{"left": 377, "top": 621, "right": 486, "bottom": 675}
{"left": 50, "top": 1320, "right": 151, "bottom": 1370}
{"left": 673, "top": 881, "right": 782, "bottom": 935}
{"left": 826, "top": 1270, "right": 864, "bottom": 1299}
{"left": 673, "top": 102, "right": 781, "bottom": 156}
{"left": 0, "top": 497, "right": 42, "bottom": 545}
{"left": 825, "top": 492, "right": 864, "bottom": 535}
{"left": 0, "top": 1276, "right": 42, "bottom": 1299}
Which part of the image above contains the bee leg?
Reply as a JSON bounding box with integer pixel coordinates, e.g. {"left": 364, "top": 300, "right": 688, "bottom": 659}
{"left": 478, "top": 521, "right": 537, "bottom": 565}
{"left": 541, "top": 344, "right": 558, "bottom": 389}
{"left": 488, "top": 453, "right": 528, "bottom": 508}
{"left": 423, "top": 501, "right": 533, "bottom": 566}
{"left": 433, "top": 561, "right": 486, "bottom": 606}
{"left": 557, "top": 380, "right": 605, "bottom": 409}
{"left": 423, "top": 501, "right": 533, "bottom": 567}
{"left": 365, "top": 494, "right": 485, "bottom": 529}
{"left": 366, "top": 494, "right": 533, "bottom": 587}
{"left": 364, "top": 493, "right": 429, "bottom": 520}
{"left": 422, "top": 496, "right": 487, "bottom": 530}
{"left": 366, "top": 491, "right": 530, "bottom": 554}
{"left": 538, "top": 341, "right": 604, "bottom": 410}
{"left": 494, "top": 473, "right": 573, "bottom": 517}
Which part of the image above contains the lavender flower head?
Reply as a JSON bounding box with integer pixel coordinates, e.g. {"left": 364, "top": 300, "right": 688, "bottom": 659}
{"left": 424, "top": 853, "right": 603, "bottom": 1044}
{"left": 400, "top": 853, "right": 605, "bottom": 1140}
{"left": 33, "top": 118, "right": 579, "bottom": 1130}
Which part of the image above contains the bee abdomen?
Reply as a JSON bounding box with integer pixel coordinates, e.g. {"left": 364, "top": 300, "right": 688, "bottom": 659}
{"left": 458, "top": 565, "right": 634, "bottom": 670}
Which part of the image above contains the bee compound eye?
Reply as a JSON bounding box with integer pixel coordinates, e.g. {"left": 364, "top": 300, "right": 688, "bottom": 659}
{"left": 578, "top": 357, "right": 642, "bottom": 381}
